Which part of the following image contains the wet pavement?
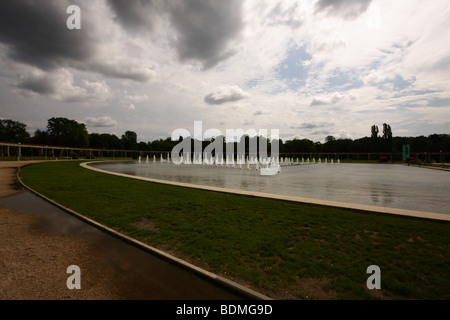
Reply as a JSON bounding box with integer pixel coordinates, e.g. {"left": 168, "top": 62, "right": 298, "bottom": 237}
{"left": 0, "top": 190, "right": 247, "bottom": 300}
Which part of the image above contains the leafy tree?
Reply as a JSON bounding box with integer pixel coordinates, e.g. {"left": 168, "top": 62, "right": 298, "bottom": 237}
{"left": 149, "top": 137, "right": 177, "bottom": 151}
{"left": 121, "top": 131, "right": 138, "bottom": 150}
{"left": 89, "top": 133, "right": 122, "bottom": 149}
{"left": 31, "top": 129, "right": 50, "bottom": 145}
{"left": 138, "top": 141, "right": 148, "bottom": 151}
{"left": 443, "top": 134, "right": 450, "bottom": 152}
{"left": 382, "top": 123, "right": 393, "bottom": 152}
{"left": 428, "top": 134, "right": 450, "bottom": 152}
{"left": 0, "top": 119, "right": 30, "bottom": 143}
{"left": 284, "top": 139, "right": 315, "bottom": 153}
{"left": 371, "top": 125, "right": 379, "bottom": 139}
{"left": 45, "top": 117, "right": 89, "bottom": 148}
{"left": 411, "top": 136, "right": 431, "bottom": 152}
{"left": 382, "top": 123, "right": 392, "bottom": 140}
{"left": 333, "top": 138, "right": 353, "bottom": 153}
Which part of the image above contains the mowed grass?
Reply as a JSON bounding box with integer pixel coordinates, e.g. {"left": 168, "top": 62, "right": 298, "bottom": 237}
{"left": 19, "top": 161, "right": 450, "bottom": 300}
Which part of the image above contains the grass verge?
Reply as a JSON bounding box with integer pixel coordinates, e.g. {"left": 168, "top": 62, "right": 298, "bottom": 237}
{"left": 19, "top": 161, "right": 450, "bottom": 300}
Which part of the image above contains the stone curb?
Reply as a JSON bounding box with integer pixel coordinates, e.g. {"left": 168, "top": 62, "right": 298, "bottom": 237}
{"left": 82, "top": 161, "right": 450, "bottom": 222}
{"left": 16, "top": 162, "right": 272, "bottom": 301}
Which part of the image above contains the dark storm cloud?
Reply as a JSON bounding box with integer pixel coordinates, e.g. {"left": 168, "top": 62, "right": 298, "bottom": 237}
{"left": 0, "top": 0, "right": 153, "bottom": 83}
{"left": 108, "top": 0, "right": 244, "bottom": 69}
{"left": 16, "top": 76, "right": 56, "bottom": 95}
{"left": 0, "top": 0, "right": 92, "bottom": 70}
{"left": 168, "top": 0, "right": 243, "bottom": 69}
{"left": 107, "top": 0, "right": 160, "bottom": 32}
{"left": 315, "top": 0, "right": 372, "bottom": 20}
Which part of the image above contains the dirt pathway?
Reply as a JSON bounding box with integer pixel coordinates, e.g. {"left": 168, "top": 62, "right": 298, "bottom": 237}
{"left": 0, "top": 161, "right": 244, "bottom": 300}
{"left": 0, "top": 161, "right": 120, "bottom": 299}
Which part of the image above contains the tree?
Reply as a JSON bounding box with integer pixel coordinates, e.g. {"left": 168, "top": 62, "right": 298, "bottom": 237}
{"left": 46, "top": 117, "right": 89, "bottom": 148}
{"left": 322, "top": 136, "right": 337, "bottom": 152}
{"left": 382, "top": 123, "right": 392, "bottom": 140}
{"left": 334, "top": 138, "right": 353, "bottom": 153}
{"left": 428, "top": 134, "right": 449, "bottom": 152}
{"left": 382, "top": 123, "right": 393, "bottom": 152}
{"left": 149, "top": 137, "right": 177, "bottom": 152}
{"left": 283, "top": 139, "right": 316, "bottom": 153}
{"left": 138, "top": 141, "right": 148, "bottom": 151}
{"left": 352, "top": 137, "right": 372, "bottom": 152}
{"left": 89, "top": 133, "right": 122, "bottom": 149}
{"left": 0, "top": 119, "right": 30, "bottom": 143}
{"left": 371, "top": 125, "right": 379, "bottom": 139}
{"left": 31, "top": 129, "right": 50, "bottom": 145}
{"left": 121, "top": 131, "right": 138, "bottom": 150}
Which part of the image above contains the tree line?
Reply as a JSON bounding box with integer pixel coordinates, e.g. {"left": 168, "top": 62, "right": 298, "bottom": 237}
{"left": 1, "top": 118, "right": 449, "bottom": 156}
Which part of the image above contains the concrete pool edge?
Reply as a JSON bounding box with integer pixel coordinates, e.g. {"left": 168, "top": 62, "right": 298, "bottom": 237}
{"left": 82, "top": 161, "right": 450, "bottom": 222}
{"left": 16, "top": 162, "right": 272, "bottom": 301}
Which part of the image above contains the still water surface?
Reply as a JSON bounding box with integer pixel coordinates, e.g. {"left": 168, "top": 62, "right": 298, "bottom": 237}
{"left": 92, "top": 161, "right": 450, "bottom": 215}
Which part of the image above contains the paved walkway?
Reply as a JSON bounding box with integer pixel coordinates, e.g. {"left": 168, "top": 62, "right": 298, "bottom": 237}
{"left": 0, "top": 161, "right": 248, "bottom": 300}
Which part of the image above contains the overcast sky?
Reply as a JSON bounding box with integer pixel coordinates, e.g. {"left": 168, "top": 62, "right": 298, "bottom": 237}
{"left": 1, "top": 0, "right": 449, "bottom": 143}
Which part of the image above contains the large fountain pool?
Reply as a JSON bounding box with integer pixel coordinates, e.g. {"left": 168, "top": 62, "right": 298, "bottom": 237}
{"left": 90, "top": 161, "right": 450, "bottom": 215}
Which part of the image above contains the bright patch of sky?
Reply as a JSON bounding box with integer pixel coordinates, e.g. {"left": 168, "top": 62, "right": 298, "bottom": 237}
{"left": 275, "top": 45, "right": 311, "bottom": 90}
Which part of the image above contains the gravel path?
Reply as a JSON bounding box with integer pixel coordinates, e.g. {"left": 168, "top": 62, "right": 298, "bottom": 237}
{"left": 0, "top": 162, "right": 120, "bottom": 299}
{"left": 0, "top": 161, "right": 246, "bottom": 300}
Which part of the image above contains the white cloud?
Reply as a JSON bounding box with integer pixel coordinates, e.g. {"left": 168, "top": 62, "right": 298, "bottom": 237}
{"left": 310, "top": 92, "right": 345, "bottom": 106}
{"left": 338, "top": 130, "right": 353, "bottom": 139}
{"left": 125, "top": 94, "right": 149, "bottom": 103}
{"left": 124, "top": 104, "right": 136, "bottom": 110}
{"left": 82, "top": 80, "right": 111, "bottom": 101}
{"left": 204, "top": 85, "right": 249, "bottom": 105}
{"left": 15, "top": 68, "right": 88, "bottom": 102}
{"left": 85, "top": 116, "right": 118, "bottom": 128}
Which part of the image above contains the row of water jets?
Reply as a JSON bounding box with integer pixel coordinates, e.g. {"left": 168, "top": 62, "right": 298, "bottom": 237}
{"left": 138, "top": 154, "right": 341, "bottom": 168}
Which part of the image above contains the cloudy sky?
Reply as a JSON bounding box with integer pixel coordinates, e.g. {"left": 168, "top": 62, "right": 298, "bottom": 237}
{"left": 1, "top": 0, "right": 449, "bottom": 143}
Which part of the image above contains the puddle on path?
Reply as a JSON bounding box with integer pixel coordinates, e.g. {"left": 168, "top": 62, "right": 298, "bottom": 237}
{"left": 0, "top": 192, "right": 246, "bottom": 300}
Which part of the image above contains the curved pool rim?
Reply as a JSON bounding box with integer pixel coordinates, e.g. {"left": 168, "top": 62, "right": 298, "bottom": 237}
{"left": 81, "top": 161, "right": 450, "bottom": 222}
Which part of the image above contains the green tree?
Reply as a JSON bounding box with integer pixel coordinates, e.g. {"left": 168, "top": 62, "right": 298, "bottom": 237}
{"left": 89, "top": 133, "right": 122, "bottom": 149}
{"left": 138, "top": 141, "right": 148, "bottom": 151}
{"left": 31, "top": 129, "right": 50, "bottom": 145}
{"left": 371, "top": 125, "right": 379, "bottom": 139}
{"left": 382, "top": 123, "right": 392, "bottom": 140}
{"left": 121, "top": 131, "right": 138, "bottom": 150}
{"left": 46, "top": 117, "right": 89, "bottom": 148}
{"left": 428, "top": 134, "right": 449, "bottom": 152}
{"left": 0, "top": 119, "right": 30, "bottom": 143}
{"left": 382, "top": 123, "right": 393, "bottom": 152}
{"left": 334, "top": 138, "right": 353, "bottom": 153}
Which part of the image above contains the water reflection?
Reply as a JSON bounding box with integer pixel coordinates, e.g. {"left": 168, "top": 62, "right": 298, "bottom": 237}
{"left": 370, "top": 184, "right": 394, "bottom": 206}
{"left": 91, "top": 161, "right": 450, "bottom": 215}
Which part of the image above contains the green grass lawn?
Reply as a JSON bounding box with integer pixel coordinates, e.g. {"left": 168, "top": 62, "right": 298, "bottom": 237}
{"left": 19, "top": 161, "right": 450, "bottom": 300}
